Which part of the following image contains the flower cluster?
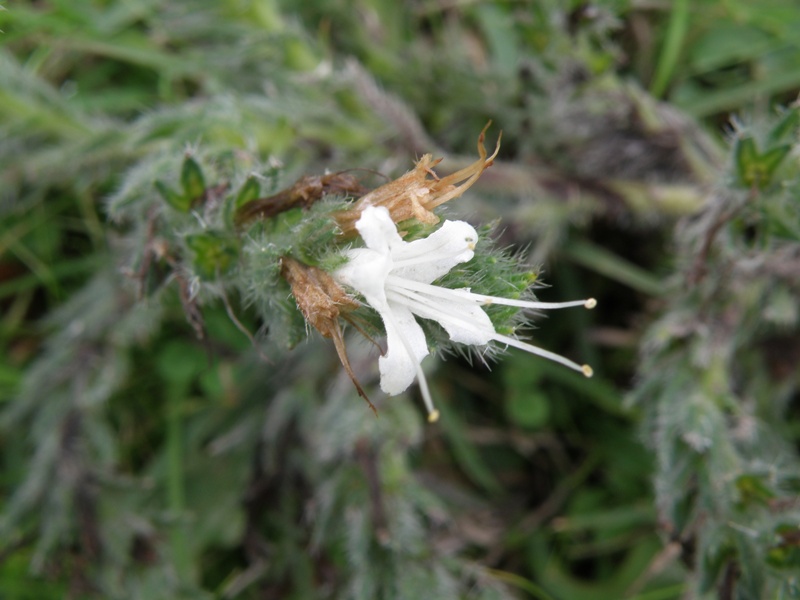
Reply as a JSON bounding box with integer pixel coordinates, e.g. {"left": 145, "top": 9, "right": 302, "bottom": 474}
{"left": 273, "top": 128, "right": 595, "bottom": 421}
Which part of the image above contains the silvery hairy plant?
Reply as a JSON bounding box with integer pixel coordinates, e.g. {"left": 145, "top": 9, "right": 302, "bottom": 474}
{"left": 111, "top": 125, "right": 597, "bottom": 423}
{"left": 2, "top": 79, "right": 603, "bottom": 592}
{"left": 630, "top": 108, "right": 800, "bottom": 598}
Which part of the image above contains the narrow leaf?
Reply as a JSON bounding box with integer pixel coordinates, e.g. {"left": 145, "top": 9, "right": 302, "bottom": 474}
{"left": 155, "top": 180, "right": 191, "bottom": 212}
{"left": 186, "top": 232, "right": 239, "bottom": 279}
{"left": 224, "top": 176, "right": 261, "bottom": 227}
{"left": 734, "top": 136, "right": 759, "bottom": 187}
{"left": 180, "top": 155, "right": 206, "bottom": 204}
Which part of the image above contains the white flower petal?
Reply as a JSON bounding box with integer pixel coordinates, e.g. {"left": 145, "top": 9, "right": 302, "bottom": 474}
{"left": 386, "top": 286, "right": 494, "bottom": 346}
{"left": 354, "top": 205, "right": 403, "bottom": 254}
{"left": 391, "top": 220, "right": 478, "bottom": 284}
{"left": 378, "top": 301, "right": 429, "bottom": 395}
{"left": 333, "top": 248, "right": 391, "bottom": 307}
{"left": 332, "top": 203, "right": 595, "bottom": 418}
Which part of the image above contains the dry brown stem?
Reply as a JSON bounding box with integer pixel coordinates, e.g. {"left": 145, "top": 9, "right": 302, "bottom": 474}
{"left": 235, "top": 173, "right": 367, "bottom": 226}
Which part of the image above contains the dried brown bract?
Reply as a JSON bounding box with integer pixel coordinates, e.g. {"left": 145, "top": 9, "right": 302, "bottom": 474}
{"left": 336, "top": 123, "right": 501, "bottom": 235}
{"left": 279, "top": 256, "right": 376, "bottom": 415}
{"left": 235, "top": 172, "right": 367, "bottom": 226}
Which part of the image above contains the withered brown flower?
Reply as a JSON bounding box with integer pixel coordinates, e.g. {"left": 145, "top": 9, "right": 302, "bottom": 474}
{"left": 336, "top": 124, "right": 501, "bottom": 235}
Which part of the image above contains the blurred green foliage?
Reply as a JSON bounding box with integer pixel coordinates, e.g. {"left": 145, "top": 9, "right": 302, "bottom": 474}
{"left": 1, "top": 1, "right": 800, "bottom": 599}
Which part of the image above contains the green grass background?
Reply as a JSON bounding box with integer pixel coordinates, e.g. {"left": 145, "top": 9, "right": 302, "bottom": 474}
{"left": 2, "top": 1, "right": 800, "bottom": 598}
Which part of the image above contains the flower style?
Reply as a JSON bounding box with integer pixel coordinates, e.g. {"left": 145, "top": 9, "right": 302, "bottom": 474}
{"left": 333, "top": 205, "right": 596, "bottom": 423}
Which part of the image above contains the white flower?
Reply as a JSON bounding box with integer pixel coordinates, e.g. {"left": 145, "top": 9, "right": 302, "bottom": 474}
{"left": 333, "top": 206, "right": 595, "bottom": 422}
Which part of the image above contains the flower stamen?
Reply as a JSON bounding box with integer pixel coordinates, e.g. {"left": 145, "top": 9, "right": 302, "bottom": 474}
{"left": 387, "top": 285, "right": 594, "bottom": 378}
{"left": 386, "top": 274, "right": 596, "bottom": 312}
{"left": 493, "top": 333, "right": 594, "bottom": 377}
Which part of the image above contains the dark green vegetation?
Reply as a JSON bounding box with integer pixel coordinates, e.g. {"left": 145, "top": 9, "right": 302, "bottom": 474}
{"left": 2, "top": 1, "right": 800, "bottom": 598}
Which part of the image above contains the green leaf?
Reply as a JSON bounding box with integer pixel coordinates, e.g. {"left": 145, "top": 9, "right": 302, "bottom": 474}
{"left": 767, "top": 109, "right": 800, "bottom": 144}
{"left": 564, "top": 239, "right": 666, "bottom": 297}
{"left": 734, "top": 136, "right": 760, "bottom": 187}
{"left": 224, "top": 176, "right": 261, "bottom": 227}
{"left": 733, "top": 137, "right": 792, "bottom": 188}
{"left": 735, "top": 474, "right": 776, "bottom": 507}
{"left": 735, "top": 138, "right": 790, "bottom": 189}
{"left": 699, "top": 540, "right": 736, "bottom": 594}
{"left": 766, "top": 523, "right": 800, "bottom": 569}
{"left": 234, "top": 176, "right": 261, "bottom": 209}
{"left": 185, "top": 232, "right": 239, "bottom": 279}
{"left": 650, "top": 0, "right": 689, "bottom": 98}
{"left": 155, "top": 180, "right": 191, "bottom": 212}
{"left": 758, "top": 144, "right": 791, "bottom": 182}
{"left": 678, "top": 66, "right": 800, "bottom": 118}
{"left": 180, "top": 155, "right": 206, "bottom": 204}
